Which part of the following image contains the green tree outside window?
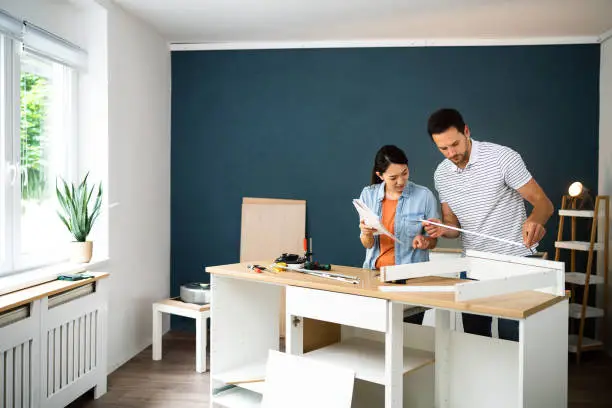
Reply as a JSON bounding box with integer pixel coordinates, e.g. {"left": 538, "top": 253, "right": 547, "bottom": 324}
{"left": 20, "top": 72, "right": 49, "bottom": 201}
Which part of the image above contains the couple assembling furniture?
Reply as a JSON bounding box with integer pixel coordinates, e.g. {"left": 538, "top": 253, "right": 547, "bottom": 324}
{"left": 358, "top": 107, "right": 554, "bottom": 341}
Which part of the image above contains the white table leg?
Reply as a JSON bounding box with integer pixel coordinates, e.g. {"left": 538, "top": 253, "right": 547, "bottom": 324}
{"left": 385, "top": 302, "right": 403, "bottom": 408}
{"left": 152, "top": 305, "right": 163, "bottom": 361}
{"left": 196, "top": 314, "right": 207, "bottom": 373}
{"left": 518, "top": 299, "right": 567, "bottom": 408}
{"left": 435, "top": 309, "right": 451, "bottom": 408}
{"left": 204, "top": 315, "right": 209, "bottom": 372}
{"left": 286, "top": 313, "right": 303, "bottom": 355}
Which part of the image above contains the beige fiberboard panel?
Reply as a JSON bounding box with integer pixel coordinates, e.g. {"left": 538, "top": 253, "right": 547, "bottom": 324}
{"left": 239, "top": 198, "right": 293, "bottom": 340}
{"left": 240, "top": 197, "right": 306, "bottom": 263}
{"left": 239, "top": 197, "right": 341, "bottom": 347}
{"left": 240, "top": 197, "right": 306, "bottom": 338}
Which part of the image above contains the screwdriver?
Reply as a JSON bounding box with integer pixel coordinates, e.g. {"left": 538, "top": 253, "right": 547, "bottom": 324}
{"left": 247, "top": 264, "right": 265, "bottom": 273}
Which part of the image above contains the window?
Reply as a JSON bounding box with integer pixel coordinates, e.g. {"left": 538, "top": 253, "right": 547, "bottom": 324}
{"left": 18, "top": 51, "right": 77, "bottom": 270}
{"left": 0, "top": 16, "right": 85, "bottom": 276}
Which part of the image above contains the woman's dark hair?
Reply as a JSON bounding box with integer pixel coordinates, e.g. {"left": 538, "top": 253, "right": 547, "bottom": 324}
{"left": 427, "top": 108, "right": 466, "bottom": 139}
{"left": 371, "top": 145, "right": 408, "bottom": 185}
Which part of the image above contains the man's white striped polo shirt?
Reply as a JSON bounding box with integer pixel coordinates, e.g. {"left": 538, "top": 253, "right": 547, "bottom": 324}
{"left": 433, "top": 139, "right": 533, "bottom": 257}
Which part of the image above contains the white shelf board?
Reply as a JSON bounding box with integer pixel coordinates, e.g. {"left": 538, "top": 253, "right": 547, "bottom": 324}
{"left": 558, "top": 209, "right": 594, "bottom": 218}
{"left": 554, "top": 241, "right": 604, "bottom": 251}
{"left": 568, "top": 303, "right": 604, "bottom": 319}
{"left": 303, "top": 337, "right": 434, "bottom": 385}
{"left": 568, "top": 335, "right": 603, "bottom": 353}
{"left": 239, "top": 381, "right": 265, "bottom": 394}
{"left": 213, "top": 360, "right": 267, "bottom": 385}
{"left": 213, "top": 387, "right": 262, "bottom": 408}
{"left": 565, "top": 272, "right": 605, "bottom": 285}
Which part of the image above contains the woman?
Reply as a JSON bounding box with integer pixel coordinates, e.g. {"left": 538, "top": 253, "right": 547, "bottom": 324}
{"left": 358, "top": 145, "right": 440, "bottom": 324}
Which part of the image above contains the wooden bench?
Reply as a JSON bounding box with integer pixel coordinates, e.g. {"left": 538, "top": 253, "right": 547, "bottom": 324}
{"left": 152, "top": 297, "right": 210, "bottom": 372}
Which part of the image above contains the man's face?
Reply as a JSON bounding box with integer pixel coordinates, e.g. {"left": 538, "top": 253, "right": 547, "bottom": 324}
{"left": 432, "top": 126, "right": 471, "bottom": 168}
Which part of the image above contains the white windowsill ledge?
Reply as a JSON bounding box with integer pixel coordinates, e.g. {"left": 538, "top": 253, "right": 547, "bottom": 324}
{"left": 0, "top": 257, "right": 110, "bottom": 297}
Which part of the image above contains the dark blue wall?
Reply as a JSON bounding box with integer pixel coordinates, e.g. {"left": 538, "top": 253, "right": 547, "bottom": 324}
{"left": 170, "top": 45, "right": 600, "bottom": 327}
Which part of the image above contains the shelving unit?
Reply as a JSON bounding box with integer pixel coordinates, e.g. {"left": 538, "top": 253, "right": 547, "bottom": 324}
{"left": 555, "top": 194, "right": 609, "bottom": 363}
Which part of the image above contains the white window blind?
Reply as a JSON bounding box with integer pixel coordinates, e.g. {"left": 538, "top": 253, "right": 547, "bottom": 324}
{"left": 23, "top": 22, "right": 87, "bottom": 70}
{"left": 0, "top": 9, "right": 22, "bottom": 40}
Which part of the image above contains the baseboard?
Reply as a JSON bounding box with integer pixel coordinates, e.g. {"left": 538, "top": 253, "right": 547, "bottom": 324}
{"left": 107, "top": 326, "right": 171, "bottom": 374}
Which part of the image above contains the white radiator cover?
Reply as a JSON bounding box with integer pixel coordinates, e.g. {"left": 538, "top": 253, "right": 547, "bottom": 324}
{"left": 0, "top": 278, "right": 108, "bottom": 408}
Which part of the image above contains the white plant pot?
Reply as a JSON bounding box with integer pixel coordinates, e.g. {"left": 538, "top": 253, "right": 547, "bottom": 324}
{"left": 71, "top": 241, "right": 93, "bottom": 263}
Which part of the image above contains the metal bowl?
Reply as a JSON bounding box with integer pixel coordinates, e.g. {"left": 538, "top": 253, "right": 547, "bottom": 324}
{"left": 179, "top": 282, "right": 211, "bottom": 305}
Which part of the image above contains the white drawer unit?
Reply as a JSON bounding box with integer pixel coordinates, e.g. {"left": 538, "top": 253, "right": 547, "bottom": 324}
{"left": 286, "top": 286, "right": 387, "bottom": 332}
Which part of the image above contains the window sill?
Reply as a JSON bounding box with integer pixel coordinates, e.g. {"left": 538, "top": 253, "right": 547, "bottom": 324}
{"left": 0, "top": 257, "right": 109, "bottom": 297}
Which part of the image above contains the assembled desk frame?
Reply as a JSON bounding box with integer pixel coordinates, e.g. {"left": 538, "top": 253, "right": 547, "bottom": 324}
{"left": 207, "top": 251, "right": 568, "bottom": 408}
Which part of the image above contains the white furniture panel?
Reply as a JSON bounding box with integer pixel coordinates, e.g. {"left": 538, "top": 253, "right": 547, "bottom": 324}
{"left": 448, "top": 331, "right": 519, "bottom": 408}
{"left": 213, "top": 387, "right": 262, "bottom": 408}
{"left": 555, "top": 241, "right": 604, "bottom": 251}
{"left": 211, "top": 276, "right": 281, "bottom": 376}
{"left": 519, "top": 300, "right": 568, "bottom": 408}
{"left": 262, "top": 350, "right": 355, "bottom": 408}
{"left": 210, "top": 275, "right": 281, "bottom": 407}
{"left": 304, "top": 337, "right": 433, "bottom": 384}
{"left": 286, "top": 286, "right": 387, "bottom": 332}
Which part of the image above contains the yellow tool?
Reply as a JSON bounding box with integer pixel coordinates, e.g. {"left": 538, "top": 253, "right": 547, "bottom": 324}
{"left": 270, "top": 262, "right": 286, "bottom": 272}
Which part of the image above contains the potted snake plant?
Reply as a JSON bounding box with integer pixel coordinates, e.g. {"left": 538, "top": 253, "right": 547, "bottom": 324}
{"left": 56, "top": 172, "right": 103, "bottom": 263}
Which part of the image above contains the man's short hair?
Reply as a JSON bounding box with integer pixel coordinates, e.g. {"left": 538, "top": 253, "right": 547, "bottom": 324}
{"left": 427, "top": 108, "right": 466, "bottom": 138}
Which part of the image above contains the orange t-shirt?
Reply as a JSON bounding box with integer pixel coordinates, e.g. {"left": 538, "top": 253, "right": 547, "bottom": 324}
{"left": 375, "top": 198, "right": 398, "bottom": 269}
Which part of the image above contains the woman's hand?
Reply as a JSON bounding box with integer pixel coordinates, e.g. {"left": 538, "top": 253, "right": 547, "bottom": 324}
{"left": 412, "top": 235, "right": 430, "bottom": 250}
{"left": 359, "top": 219, "right": 377, "bottom": 237}
{"left": 359, "top": 219, "right": 376, "bottom": 249}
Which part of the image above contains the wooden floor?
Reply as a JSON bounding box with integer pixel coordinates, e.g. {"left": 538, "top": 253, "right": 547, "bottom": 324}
{"left": 69, "top": 331, "right": 612, "bottom": 408}
{"left": 568, "top": 351, "right": 612, "bottom": 408}
{"left": 68, "top": 332, "right": 210, "bottom": 408}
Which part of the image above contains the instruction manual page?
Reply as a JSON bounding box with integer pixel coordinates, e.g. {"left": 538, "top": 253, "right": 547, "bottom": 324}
{"left": 352, "top": 199, "right": 403, "bottom": 244}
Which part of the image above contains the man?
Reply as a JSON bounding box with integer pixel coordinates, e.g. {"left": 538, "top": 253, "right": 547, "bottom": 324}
{"left": 423, "top": 108, "right": 554, "bottom": 341}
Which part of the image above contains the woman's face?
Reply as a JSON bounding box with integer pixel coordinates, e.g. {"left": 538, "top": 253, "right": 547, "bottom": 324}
{"left": 377, "top": 163, "right": 409, "bottom": 194}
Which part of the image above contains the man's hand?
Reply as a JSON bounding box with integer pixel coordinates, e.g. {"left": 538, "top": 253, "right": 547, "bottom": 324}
{"left": 424, "top": 204, "right": 461, "bottom": 239}
{"left": 412, "top": 235, "right": 430, "bottom": 250}
{"left": 517, "top": 179, "right": 553, "bottom": 247}
{"left": 523, "top": 220, "right": 546, "bottom": 248}
{"left": 422, "top": 218, "right": 444, "bottom": 238}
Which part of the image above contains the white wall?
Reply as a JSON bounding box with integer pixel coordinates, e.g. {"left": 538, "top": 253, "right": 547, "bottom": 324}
{"left": 0, "top": 0, "right": 171, "bottom": 373}
{"left": 599, "top": 37, "right": 612, "bottom": 355}
{"left": 102, "top": 0, "right": 172, "bottom": 373}
{"left": 77, "top": 1, "right": 109, "bottom": 257}
{"left": 71, "top": 0, "right": 172, "bottom": 373}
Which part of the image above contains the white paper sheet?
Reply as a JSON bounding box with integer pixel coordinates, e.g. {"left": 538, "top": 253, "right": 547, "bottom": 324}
{"left": 352, "top": 198, "right": 403, "bottom": 244}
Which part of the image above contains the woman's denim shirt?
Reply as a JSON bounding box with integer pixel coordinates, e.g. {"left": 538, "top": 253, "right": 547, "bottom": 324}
{"left": 359, "top": 181, "right": 440, "bottom": 269}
